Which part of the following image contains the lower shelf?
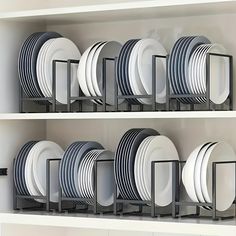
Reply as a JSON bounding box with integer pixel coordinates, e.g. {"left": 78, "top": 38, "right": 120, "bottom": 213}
{"left": 0, "top": 211, "right": 235, "bottom": 236}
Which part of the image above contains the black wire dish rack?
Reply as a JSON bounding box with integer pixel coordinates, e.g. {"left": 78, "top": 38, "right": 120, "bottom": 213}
{"left": 113, "top": 159, "right": 236, "bottom": 221}
{"left": 13, "top": 158, "right": 60, "bottom": 212}
{"left": 13, "top": 158, "right": 115, "bottom": 214}
{"left": 19, "top": 52, "right": 233, "bottom": 113}
{"left": 12, "top": 157, "right": 236, "bottom": 221}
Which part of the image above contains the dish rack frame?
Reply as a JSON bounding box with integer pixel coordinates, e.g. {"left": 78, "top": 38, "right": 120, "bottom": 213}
{"left": 113, "top": 160, "right": 178, "bottom": 218}
{"left": 19, "top": 51, "right": 233, "bottom": 113}
{"left": 58, "top": 158, "right": 115, "bottom": 215}
{"left": 170, "top": 160, "right": 236, "bottom": 220}
{"left": 13, "top": 158, "right": 61, "bottom": 212}
{"left": 165, "top": 53, "right": 233, "bottom": 111}
{"left": 113, "top": 159, "right": 236, "bottom": 220}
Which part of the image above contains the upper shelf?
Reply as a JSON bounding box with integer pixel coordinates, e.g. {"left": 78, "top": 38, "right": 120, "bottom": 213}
{"left": 0, "top": 0, "right": 236, "bottom": 24}
{"left": 0, "top": 212, "right": 236, "bottom": 235}
{"left": 1, "top": 111, "right": 236, "bottom": 120}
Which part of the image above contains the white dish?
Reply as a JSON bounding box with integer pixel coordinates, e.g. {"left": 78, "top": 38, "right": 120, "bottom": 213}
{"left": 182, "top": 143, "right": 206, "bottom": 202}
{"left": 37, "top": 39, "right": 55, "bottom": 99}
{"left": 137, "top": 39, "right": 167, "bottom": 104}
{"left": 86, "top": 42, "right": 105, "bottom": 100}
{"left": 202, "top": 44, "right": 229, "bottom": 104}
{"left": 141, "top": 135, "right": 179, "bottom": 206}
{"left": 194, "top": 142, "right": 213, "bottom": 203}
{"left": 129, "top": 40, "right": 150, "bottom": 105}
{"left": 32, "top": 141, "right": 63, "bottom": 202}
{"left": 44, "top": 38, "right": 81, "bottom": 104}
{"left": 77, "top": 43, "right": 99, "bottom": 98}
{"left": 201, "top": 142, "right": 236, "bottom": 211}
{"left": 134, "top": 136, "right": 153, "bottom": 200}
{"left": 91, "top": 41, "right": 123, "bottom": 106}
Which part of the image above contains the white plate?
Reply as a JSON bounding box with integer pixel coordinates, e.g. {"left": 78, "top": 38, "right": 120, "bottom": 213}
{"left": 141, "top": 135, "right": 179, "bottom": 206}
{"left": 32, "top": 141, "right": 63, "bottom": 202}
{"left": 129, "top": 40, "right": 150, "bottom": 105}
{"left": 182, "top": 143, "right": 206, "bottom": 202}
{"left": 37, "top": 39, "right": 55, "bottom": 99}
{"left": 91, "top": 41, "right": 123, "bottom": 106}
{"left": 86, "top": 42, "right": 105, "bottom": 99}
{"left": 194, "top": 142, "right": 213, "bottom": 203}
{"left": 134, "top": 136, "right": 153, "bottom": 200}
{"left": 137, "top": 39, "right": 167, "bottom": 104}
{"left": 77, "top": 43, "right": 99, "bottom": 97}
{"left": 201, "top": 142, "right": 236, "bottom": 211}
{"left": 202, "top": 44, "right": 229, "bottom": 104}
{"left": 44, "top": 38, "right": 81, "bottom": 104}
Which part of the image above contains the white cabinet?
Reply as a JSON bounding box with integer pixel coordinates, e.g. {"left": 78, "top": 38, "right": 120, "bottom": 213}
{"left": 0, "top": 1, "right": 235, "bottom": 236}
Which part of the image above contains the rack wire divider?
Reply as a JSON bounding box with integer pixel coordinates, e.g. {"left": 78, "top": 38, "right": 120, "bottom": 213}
{"left": 58, "top": 158, "right": 115, "bottom": 215}
{"left": 13, "top": 158, "right": 61, "bottom": 212}
{"left": 166, "top": 52, "right": 233, "bottom": 111}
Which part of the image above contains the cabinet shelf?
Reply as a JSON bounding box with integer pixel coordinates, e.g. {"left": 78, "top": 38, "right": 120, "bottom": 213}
{"left": 0, "top": 0, "right": 236, "bottom": 23}
{"left": 0, "top": 111, "right": 236, "bottom": 120}
{"left": 0, "top": 212, "right": 236, "bottom": 235}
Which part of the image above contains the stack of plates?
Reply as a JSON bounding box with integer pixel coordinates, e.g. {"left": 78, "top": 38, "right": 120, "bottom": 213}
{"left": 78, "top": 149, "right": 115, "bottom": 206}
{"left": 182, "top": 142, "right": 236, "bottom": 211}
{"left": 114, "top": 128, "right": 179, "bottom": 206}
{"left": 77, "top": 41, "right": 123, "bottom": 106}
{"left": 168, "top": 36, "right": 230, "bottom": 104}
{"left": 188, "top": 43, "right": 229, "bottom": 104}
{"left": 18, "top": 32, "right": 81, "bottom": 104}
{"left": 14, "top": 141, "right": 64, "bottom": 202}
{"left": 134, "top": 135, "right": 179, "bottom": 206}
{"left": 117, "top": 39, "right": 167, "bottom": 105}
{"left": 59, "top": 141, "right": 115, "bottom": 206}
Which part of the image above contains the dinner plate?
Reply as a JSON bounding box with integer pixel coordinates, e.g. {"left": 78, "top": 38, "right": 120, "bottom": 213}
{"left": 117, "top": 39, "right": 139, "bottom": 104}
{"left": 194, "top": 142, "right": 214, "bottom": 203}
{"left": 91, "top": 41, "right": 123, "bottom": 106}
{"left": 137, "top": 39, "right": 167, "bottom": 104}
{"left": 202, "top": 44, "right": 229, "bottom": 104}
{"left": 67, "top": 142, "right": 86, "bottom": 197}
{"left": 59, "top": 142, "right": 79, "bottom": 197}
{"left": 184, "top": 36, "right": 211, "bottom": 94}
{"left": 123, "top": 39, "right": 141, "bottom": 105}
{"left": 122, "top": 129, "right": 142, "bottom": 200}
{"left": 72, "top": 141, "right": 104, "bottom": 198}
{"left": 43, "top": 38, "right": 81, "bottom": 104}
{"left": 118, "top": 129, "right": 139, "bottom": 199}
{"left": 31, "top": 32, "right": 62, "bottom": 97}
{"left": 22, "top": 33, "right": 42, "bottom": 97}
{"left": 18, "top": 33, "right": 33, "bottom": 97}
{"left": 129, "top": 40, "right": 150, "bottom": 105}
{"left": 201, "top": 142, "right": 236, "bottom": 211}
{"left": 14, "top": 141, "right": 38, "bottom": 195}
{"left": 182, "top": 143, "right": 206, "bottom": 202}
{"left": 127, "top": 128, "right": 159, "bottom": 200}
{"left": 114, "top": 129, "right": 138, "bottom": 199}
{"left": 114, "top": 129, "right": 131, "bottom": 199}
{"left": 134, "top": 136, "right": 153, "bottom": 200}
{"left": 142, "top": 135, "right": 179, "bottom": 206}
{"left": 77, "top": 42, "right": 103, "bottom": 104}
{"left": 85, "top": 42, "right": 106, "bottom": 104}
{"left": 37, "top": 39, "right": 55, "bottom": 98}
{"left": 31, "top": 141, "right": 63, "bottom": 202}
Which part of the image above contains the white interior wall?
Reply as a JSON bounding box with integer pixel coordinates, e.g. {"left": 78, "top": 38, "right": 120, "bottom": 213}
{"left": 46, "top": 118, "right": 236, "bottom": 161}
{"left": 0, "top": 21, "right": 45, "bottom": 112}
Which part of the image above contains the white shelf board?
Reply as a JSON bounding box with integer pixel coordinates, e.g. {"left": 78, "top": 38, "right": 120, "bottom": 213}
{"left": 0, "top": 212, "right": 236, "bottom": 235}
{"left": 0, "top": 111, "right": 236, "bottom": 120}
{"left": 0, "top": 0, "right": 236, "bottom": 23}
